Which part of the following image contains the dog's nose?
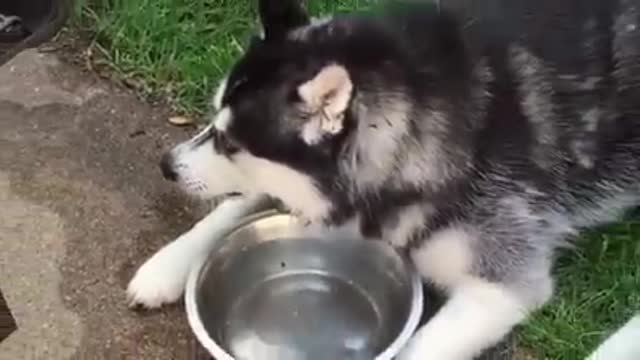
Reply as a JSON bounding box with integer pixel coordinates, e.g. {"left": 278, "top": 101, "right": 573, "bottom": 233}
{"left": 159, "top": 153, "right": 178, "bottom": 181}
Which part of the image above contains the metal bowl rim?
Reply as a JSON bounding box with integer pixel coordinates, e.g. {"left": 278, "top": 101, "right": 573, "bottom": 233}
{"left": 185, "top": 209, "right": 424, "bottom": 360}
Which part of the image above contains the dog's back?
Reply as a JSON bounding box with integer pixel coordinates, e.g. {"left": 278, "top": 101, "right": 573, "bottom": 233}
{"left": 332, "top": 0, "right": 640, "bottom": 235}
{"left": 488, "top": 0, "right": 640, "bottom": 224}
{"left": 413, "top": 0, "right": 640, "bottom": 229}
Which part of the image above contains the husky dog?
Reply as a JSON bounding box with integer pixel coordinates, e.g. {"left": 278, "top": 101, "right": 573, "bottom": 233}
{"left": 127, "top": 0, "right": 640, "bottom": 358}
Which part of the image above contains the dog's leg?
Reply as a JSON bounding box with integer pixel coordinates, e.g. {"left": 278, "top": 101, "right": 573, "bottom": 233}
{"left": 396, "top": 279, "right": 532, "bottom": 360}
{"left": 397, "top": 226, "right": 553, "bottom": 360}
{"left": 126, "top": 195, "right": 269, "bottom": 309}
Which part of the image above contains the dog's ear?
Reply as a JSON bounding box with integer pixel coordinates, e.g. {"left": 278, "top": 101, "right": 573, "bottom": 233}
{"left": 297, "top": 64, "right": 353, "bottom": 143}
{"left": 259, "top": 0, "right": 310, "bottom": 40}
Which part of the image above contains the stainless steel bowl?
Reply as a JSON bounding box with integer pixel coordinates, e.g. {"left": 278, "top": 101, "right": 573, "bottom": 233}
{"left": 185, "top": 210, "right": 423, "bottom": 360}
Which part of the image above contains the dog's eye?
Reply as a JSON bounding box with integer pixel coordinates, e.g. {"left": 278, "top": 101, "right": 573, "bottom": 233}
{"left": 298, "top": 110, "right": 315, "bottom": 120}
{"left": 288, "top": 88, "right": 303, "bottom": 103}
{"left": 249, "top": 35, "right": 263, "bottom": 48}
{"left": 213, "top": 131, "right": 241, "bottom": 156}
{"left": 230, "top": 77, "right": 248, "bottom": 93}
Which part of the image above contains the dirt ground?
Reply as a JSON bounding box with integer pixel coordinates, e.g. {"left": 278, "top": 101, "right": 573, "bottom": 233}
{"left": 0, "top": 48, "right": 211, "bottom": 360}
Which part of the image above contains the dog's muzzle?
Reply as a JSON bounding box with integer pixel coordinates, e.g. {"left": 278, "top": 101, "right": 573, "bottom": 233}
{"left": 160, "top": 152, "right": 178, "bottom": 182}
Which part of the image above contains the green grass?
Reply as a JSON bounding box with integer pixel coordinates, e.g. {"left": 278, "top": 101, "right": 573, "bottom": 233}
{"left": 74, "top": 1, "right": 640, "bottom": 359}
{"left": 519, "top": 220, "right": 640, "bottom": 359}
{"left": 75, "top": 0, "right": 374, "bottom": 114}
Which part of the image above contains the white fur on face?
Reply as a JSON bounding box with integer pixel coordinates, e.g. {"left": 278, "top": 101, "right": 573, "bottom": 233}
{"left": 168, "top": 124, "right": 332, "bottom": 221}
{"left": 167, "top": 71, "right": 333, "bottom": 221}
{"left": 212, "top": 76, "right": 229, "bottom": 110}
{"left": 168, "top": 124, "right": 252, "bottom": 200}
{"left": 214, "top": 107, "right": 233, "bottom": 132}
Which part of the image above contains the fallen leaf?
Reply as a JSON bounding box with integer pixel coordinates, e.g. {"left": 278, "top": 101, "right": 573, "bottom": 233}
{"left": 168, "top": 116, "right": 194, "bottom": 126}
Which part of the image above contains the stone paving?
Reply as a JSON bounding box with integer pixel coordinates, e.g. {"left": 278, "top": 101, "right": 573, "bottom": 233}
{"left": 0, "top": 49, "right": 208, "bottom": 360}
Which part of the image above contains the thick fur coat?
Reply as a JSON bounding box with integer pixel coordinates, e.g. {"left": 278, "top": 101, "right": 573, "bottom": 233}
{"left": 127, "top": 1, "right": 640, "bottom": 359}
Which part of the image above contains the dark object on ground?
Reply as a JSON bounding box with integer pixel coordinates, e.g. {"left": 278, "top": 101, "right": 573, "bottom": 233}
{"left": 0, "top": 288, "right": 18, "bottom": 343}
{"left": 0, "top": 15, "right": 31, "bottom": 43}
{"left": 0, "top": 0, "right": 70, "bottom": 65}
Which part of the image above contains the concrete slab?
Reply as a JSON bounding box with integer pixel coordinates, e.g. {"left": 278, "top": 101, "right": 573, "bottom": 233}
{"left": 0, "top": 49, "right": 209, "bottom": 359}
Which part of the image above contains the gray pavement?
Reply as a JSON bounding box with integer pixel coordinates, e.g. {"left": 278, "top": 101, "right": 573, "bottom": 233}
{"left": 0, "top": 49, "right": 209, "bottom": 360}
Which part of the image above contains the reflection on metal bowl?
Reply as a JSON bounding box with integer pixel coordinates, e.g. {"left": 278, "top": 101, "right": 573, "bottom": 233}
{"left": 185, "top": 210, "right": 423, "bottom": 360}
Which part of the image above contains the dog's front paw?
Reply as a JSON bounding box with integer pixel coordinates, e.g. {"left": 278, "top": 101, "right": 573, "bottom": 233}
{"left": 126, "top": 242, "right": 194, "bottom": 309}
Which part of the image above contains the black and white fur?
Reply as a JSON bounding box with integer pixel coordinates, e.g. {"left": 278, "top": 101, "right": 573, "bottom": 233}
{"left": 127, "top": 0, "right": 640, "bottom": 358}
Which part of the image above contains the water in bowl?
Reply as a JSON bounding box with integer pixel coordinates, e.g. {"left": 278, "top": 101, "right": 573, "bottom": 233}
{"left": 195, "top": 235, "right": 414, "bottom": 360}
{"left": 223, "top": 271, "right": 381, "bottom": 360}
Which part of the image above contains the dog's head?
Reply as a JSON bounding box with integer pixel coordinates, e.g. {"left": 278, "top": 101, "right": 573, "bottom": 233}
{"left": 160, "top": 0, "right": 472, "bottom": 222}
{"left": 159, "top": 0, "right": 359, "bottom": 222}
